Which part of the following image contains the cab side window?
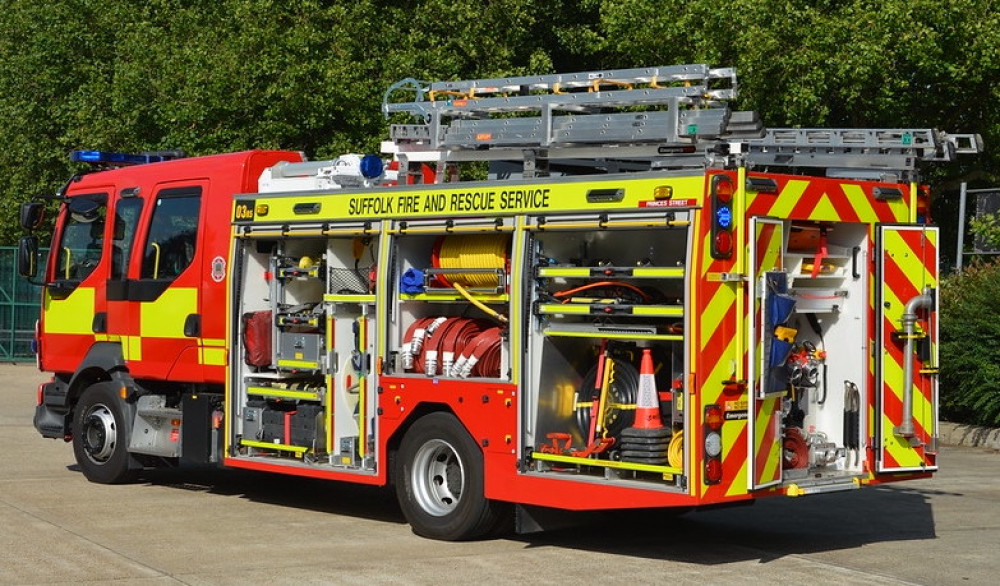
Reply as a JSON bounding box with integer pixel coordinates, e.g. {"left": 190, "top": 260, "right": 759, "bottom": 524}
{"left": 111, "top": 198, "right": 143, "bottom": 279}
{"left": 55, "top": 194, "right": 108, "bottom": 282}
{"left": 141, "top": 187, "right": 202, "bottom": 281}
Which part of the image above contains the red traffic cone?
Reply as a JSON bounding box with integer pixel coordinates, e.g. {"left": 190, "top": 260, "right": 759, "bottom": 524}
{"left": 633, "top": 348, "right": 664, "bottom": 429}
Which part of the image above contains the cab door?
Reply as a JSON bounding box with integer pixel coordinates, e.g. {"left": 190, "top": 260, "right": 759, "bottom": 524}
{"left": 875, "top": 225, "right": 939, "bottom": 472}
{"left": 40, "top": 192, "right": 110, "bottom": 373}
{"left": 123, "top": 183, "right": 205, "bottom": 381}
{"left": 747, "top": 217, "right": 785, "bottom": 490}
{"left": 105, "top": 194, "right": 145, "bottom": 352}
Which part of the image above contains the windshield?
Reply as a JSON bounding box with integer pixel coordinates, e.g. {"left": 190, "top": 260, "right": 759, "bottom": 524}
{"left": 54, "top": 194, "right": 107, "bottom": 282}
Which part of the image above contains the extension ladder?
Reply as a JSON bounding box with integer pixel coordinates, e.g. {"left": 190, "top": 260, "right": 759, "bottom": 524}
{"left": 381, "top": 65, "right": 982, "bottom": 181}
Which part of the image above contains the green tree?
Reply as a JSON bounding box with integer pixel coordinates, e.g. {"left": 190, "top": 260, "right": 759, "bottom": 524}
{"left": 940, "top": 260, "right": 1000, "bottom": 426}
{"left": 0, "top": 0, "right": 998, "bottom": 245}
{"left": 969, "top": 212, "right": 1000, "bottom": 251}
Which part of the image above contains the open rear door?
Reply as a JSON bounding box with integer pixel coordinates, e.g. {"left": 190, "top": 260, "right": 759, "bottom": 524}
{"left": 875, "top": 225, "right": 939, "bottom": 473}
{"left": 747, "top": 217, "right": 785, "bottom": 489}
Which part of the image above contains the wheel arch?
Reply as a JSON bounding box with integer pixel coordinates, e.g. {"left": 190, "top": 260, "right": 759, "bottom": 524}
{"left": 384, "top": 402, "right": 467, "bottom": 486}
{"left": 65, "top": 342, "right": 135, "bottom": 407}
{"left": 64, "top": 343, "right": 141, "bottom": 470}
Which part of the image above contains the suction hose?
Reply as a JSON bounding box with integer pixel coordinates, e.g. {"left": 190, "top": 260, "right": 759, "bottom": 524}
{"left": 895, "top": 286, "right": 932, "bottom": 441}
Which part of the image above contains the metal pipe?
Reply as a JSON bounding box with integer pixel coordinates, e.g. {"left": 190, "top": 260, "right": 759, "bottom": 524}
{"left": 957, "top": 182, "right": 967, "bottom": 271}
{"left": 895, "top": 286, "right": 933, "bottom": 440}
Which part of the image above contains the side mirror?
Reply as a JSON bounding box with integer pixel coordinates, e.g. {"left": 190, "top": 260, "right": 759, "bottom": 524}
{"left": 18, "top": 235, "right": 38, "bottom": 278}
{"left": 20, "top": 202, "right": 45, "bottom": 231}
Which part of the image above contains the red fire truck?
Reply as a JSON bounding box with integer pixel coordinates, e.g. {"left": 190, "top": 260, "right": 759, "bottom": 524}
{"left": 20, "top": 65, "right": 981, "bottom": 540}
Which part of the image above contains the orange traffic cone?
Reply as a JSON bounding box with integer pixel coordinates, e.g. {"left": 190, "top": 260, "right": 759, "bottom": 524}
{"left": 633, "top": 348, "right": 663, "bottom": 430}
{"left": 619, "top": 348, "right": 670, "bottom": 464}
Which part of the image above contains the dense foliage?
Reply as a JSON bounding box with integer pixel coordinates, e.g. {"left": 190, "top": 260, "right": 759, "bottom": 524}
{"left": 1, "top": 0, "right": 997, "bottom": 242}
{"left": 3, "top": 1, "right": 999, "bottom": 425}
{"left": 939, "top": 261, "right": 1000, "bottom": 426}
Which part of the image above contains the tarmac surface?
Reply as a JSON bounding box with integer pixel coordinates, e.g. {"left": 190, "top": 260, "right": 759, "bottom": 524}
{"left": 2, "top": 362, "right": 999, "bottom": 585}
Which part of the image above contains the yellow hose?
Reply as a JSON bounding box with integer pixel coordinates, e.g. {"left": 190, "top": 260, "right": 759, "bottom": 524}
{"left": 453, "top": 283, "right": 508, "bottom": 323}
{"left": 668, "top": 431, "right": 684, "bottom": 469}
{"left": 436, "top": 234, "right": 508, "bottom": 288}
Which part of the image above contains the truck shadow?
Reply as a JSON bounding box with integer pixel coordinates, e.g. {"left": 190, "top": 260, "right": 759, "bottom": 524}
{"left": 128, "top": 465, "right": 939, "bottom": 562}
{"left": 519, "top": 485, "right": 940, "bottom": 563}
{"left": 129, "top": 465, "right": 408, "bottom": 526}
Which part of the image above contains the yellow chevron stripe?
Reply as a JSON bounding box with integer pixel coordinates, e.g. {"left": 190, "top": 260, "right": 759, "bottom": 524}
{"left": 726, "top": 452, "right": 749, "bottom": 498}
{"left": 700, "top": 286, "right": 735, "bottom": 352}
{"left": 699, "top": 224, "right": 714, "bottom": 279}
{"left": 723, "top": 418, "right": 742, "bottom": 455}
{"left": 890, "top": 199, "right": 909, "bottom": 222}
{"left": 882, "top": 283, "right": 905, "bottom": 321}
{"left": 882, "top": 412, "right": 924, "bottom": 468}
{"left": 758, "top": 230, "right": 783, "bottom": 273}
{"left": 702, "top": 337, "right": 737, "bottom": 404}
{"left": 755, "top": 397, "right": 782, "bottom": 485}
{"left": 844, "top": 184, "right": 879, "bottom": 222}
{"left": 805, "top": 193, "right": 841, "bottom": 222}
{"left": 768, "top": 180, "right": 808, "bottom": 218}
{"left": 885, "top": 231, "right": 937, "bottom": 292}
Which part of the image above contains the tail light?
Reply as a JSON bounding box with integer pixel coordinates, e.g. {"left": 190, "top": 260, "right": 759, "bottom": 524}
{"left": 704, "top": 404, "right": 724, "bottom": 485}
{"left": 710, "top": 175, "right": 735, "bottom": 259}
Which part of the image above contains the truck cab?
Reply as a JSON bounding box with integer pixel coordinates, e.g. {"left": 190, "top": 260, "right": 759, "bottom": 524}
{"left": 25, "top": 150, "right": 302, "bottom": 446}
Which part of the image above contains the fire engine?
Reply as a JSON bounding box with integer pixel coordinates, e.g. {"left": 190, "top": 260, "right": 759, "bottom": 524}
{"left": 20, "top": 64, "right": 981, "bottom": 540}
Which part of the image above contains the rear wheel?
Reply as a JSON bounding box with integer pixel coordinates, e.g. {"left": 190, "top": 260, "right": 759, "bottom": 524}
{"left": 72, "top": 382, "right": 137, "bottom": 484}
{"left": 395, "top": 412, "right": 511, "bottom": 540}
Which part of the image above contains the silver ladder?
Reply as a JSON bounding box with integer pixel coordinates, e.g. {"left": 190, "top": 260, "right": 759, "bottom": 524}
{"left": 380, "top": 65, "right": 981, "bottom": 181}
{"left": 741, "top": 128, "right": 983, "bottom": 181}
{"left": 383, "top": 64, "right": 752, "bottom": 152}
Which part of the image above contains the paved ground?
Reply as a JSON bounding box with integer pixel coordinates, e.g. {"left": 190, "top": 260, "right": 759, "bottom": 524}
{"left": 2, "top": 363, "right": 999, "bottom": 585}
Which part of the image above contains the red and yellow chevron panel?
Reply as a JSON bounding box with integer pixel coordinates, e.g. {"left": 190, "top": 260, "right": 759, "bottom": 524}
{"left": 693, "top": 172, "right": 749, "bottom": 501}
{"left": 752, "top": 396, "right": 783, "bottom": 487}
{"left": 877, "top": 226, "right": 938, "bottom": 472}
{"left": 746, "top": 175, "right": 909, "bottom": 224}
{"left": 748, "top": 219, "right": 784, "bottom": 489}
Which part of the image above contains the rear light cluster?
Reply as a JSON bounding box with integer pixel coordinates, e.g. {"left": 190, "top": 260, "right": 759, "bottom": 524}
{"left": 710, "top": 175, "right": 735, "bottom": 259}
{"left": 704, "top": 404, "right": 724, "bottom": 485}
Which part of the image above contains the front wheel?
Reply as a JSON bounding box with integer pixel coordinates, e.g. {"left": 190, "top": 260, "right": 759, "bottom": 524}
{"left": 395, "top": 412, "right": 511, "bottom": 540}
{"left": 72, "top": 382, "right": 137, "bottom": 484}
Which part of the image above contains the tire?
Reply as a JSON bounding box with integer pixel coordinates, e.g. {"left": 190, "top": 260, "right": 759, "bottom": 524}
{"left": 72, "top": 382, "right": 137, "bottom": 484}
{"left": 394, "top": 412, "right": 511, "bottom": 540}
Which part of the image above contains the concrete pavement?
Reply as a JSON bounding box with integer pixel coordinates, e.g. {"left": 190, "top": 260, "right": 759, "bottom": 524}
{"left": 2, "top": 363, "right": 999, "bottom": 585}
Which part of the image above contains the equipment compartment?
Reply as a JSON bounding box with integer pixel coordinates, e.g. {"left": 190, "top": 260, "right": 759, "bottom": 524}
{"left": 389, "top": 223, "right": 513, "bottom": 380}
{"left": 522, "top": 214, "right": 692, "bottom": 488}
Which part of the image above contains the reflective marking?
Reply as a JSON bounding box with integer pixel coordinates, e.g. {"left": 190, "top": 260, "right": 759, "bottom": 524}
{"left": 126, "top": 335, "right": 143, "bottom": 361}
{"left": 140, "top": 288, "right": 198, "bottom": 338}
{"left": 43, "top": 287, "right": 95, "bottom": 335}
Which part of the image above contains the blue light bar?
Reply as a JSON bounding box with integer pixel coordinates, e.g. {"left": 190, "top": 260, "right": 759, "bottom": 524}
{"left": 70, "top": 150, "right": 179, "bottom": 166}
{"left": 359, "top": 154, "right": 384, "bottom": 179}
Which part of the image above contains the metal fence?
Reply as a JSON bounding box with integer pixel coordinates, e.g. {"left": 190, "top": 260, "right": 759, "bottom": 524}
{"left": 0, "top": 246, "right": 43, "bottom": 361}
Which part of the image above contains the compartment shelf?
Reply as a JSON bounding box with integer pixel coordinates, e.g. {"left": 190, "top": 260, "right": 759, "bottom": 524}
{"left": 401, "top": 292, "right": 510, "bottom": 303}
{"left": 324, "top": 293, "right": 377, "bottom": 304}
{"left": 532, "top": 451, "right": 682, "bottom": 478}
{"left": 536, "top": 266, "right": 685, "bottom": 279}
{"left": 246, "top": 386, "right": 324, "bottom": 401}
{"left": 536, "top": 303, "right": 683, "bottom": 317}
{"left": 240, "top": 439, "right": 310, "bottom": 455}
{"left": 541, "top": 324, "right": 683, "bottom": 341}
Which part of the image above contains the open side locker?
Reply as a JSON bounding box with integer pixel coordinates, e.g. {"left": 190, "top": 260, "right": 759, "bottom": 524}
{"left": 875, "top": 224, "right": 939, "bottom": 473}
{"left": 522, "top": 210, "right": 692, "bottom": 490}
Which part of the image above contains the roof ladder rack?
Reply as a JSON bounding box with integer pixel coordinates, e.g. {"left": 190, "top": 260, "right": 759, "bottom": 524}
{"left": 380, "top": 65, "right": 982, "bottom": 181}
{"left": 382, "top": 65, "right": 746, "bottom": 159}
{"left": 739, "top": 128, "right": 984, "bottom": 181}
